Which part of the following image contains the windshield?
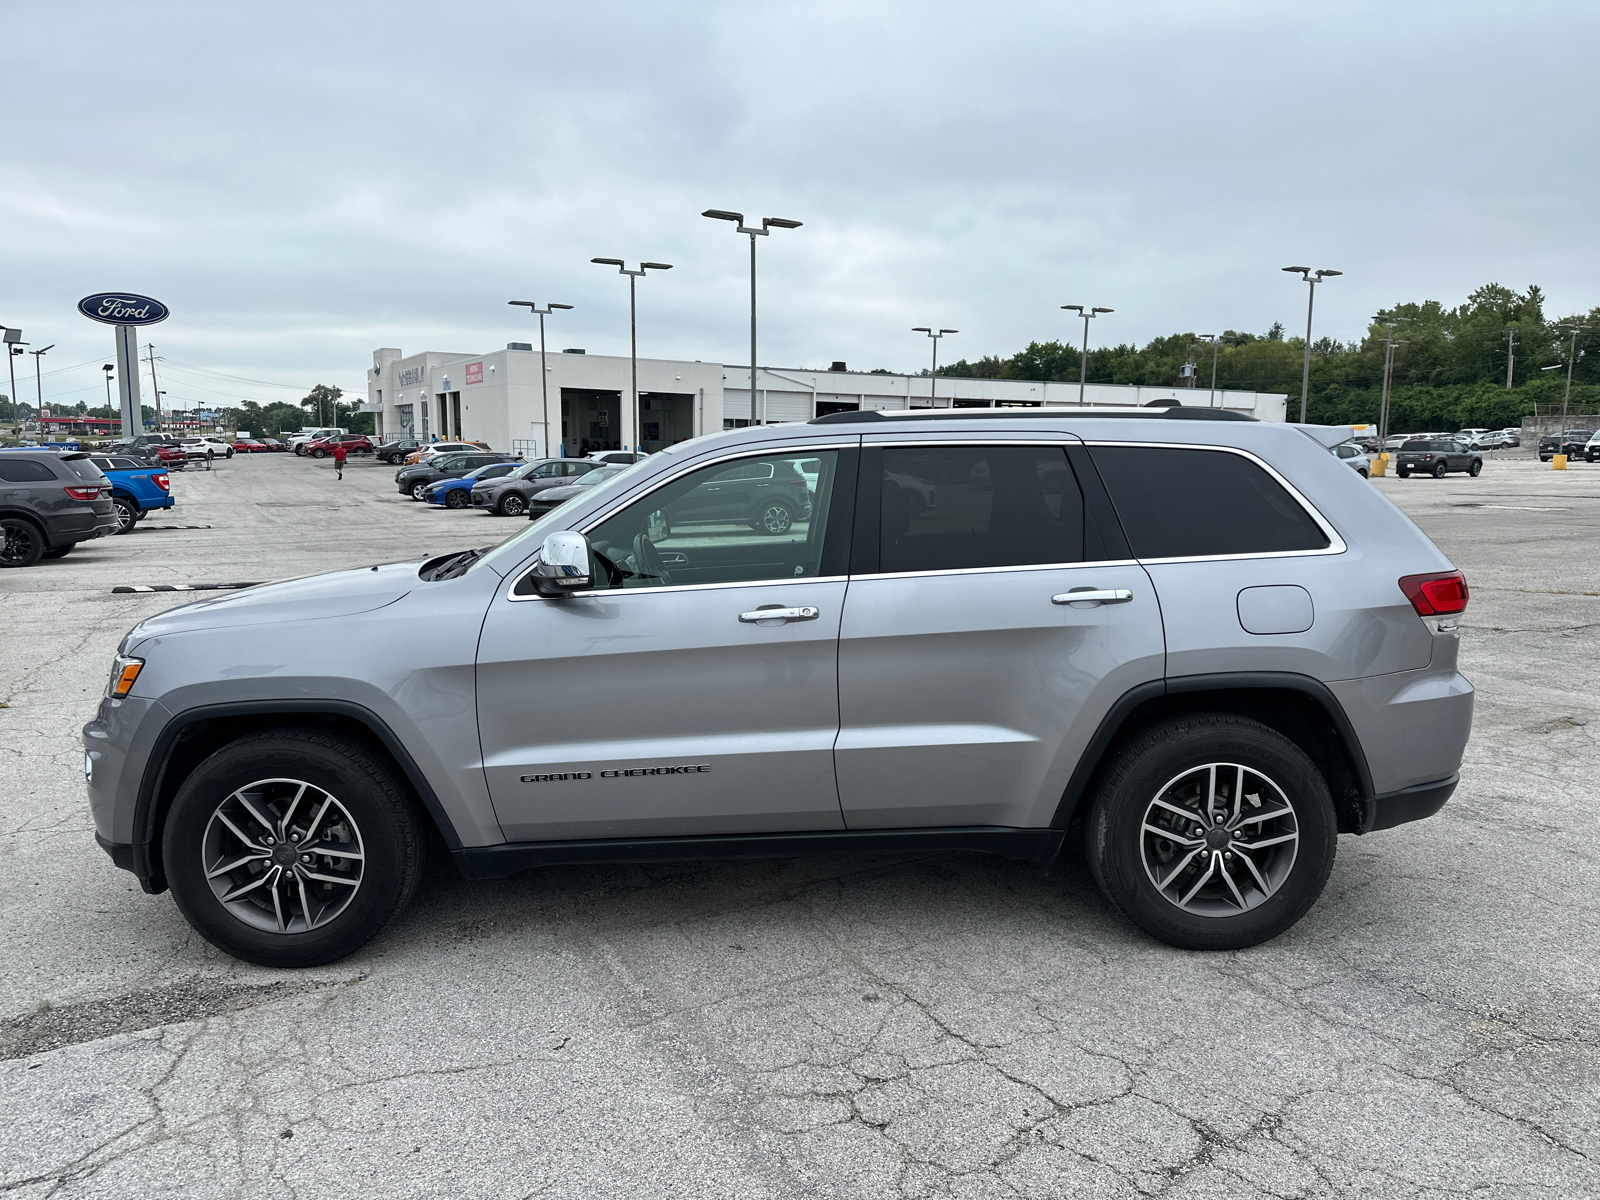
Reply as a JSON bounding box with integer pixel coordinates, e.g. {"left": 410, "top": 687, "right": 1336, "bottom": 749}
{"left": 474, "top": 455, "right": 659, "bottom": 575}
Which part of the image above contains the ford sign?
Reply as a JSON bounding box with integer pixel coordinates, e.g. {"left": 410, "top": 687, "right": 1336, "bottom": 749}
{"left": 77, "top": 293, "right": 170, "bottom": 326}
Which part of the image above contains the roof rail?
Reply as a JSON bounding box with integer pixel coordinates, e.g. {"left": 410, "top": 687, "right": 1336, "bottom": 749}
{"left": 809, "top": 406, "right": 1257, "bottom": 425}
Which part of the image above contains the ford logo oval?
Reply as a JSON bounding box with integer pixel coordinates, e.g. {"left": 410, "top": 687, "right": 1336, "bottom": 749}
{"left": 77, "top": 293, "right": 170, "bottom": 326}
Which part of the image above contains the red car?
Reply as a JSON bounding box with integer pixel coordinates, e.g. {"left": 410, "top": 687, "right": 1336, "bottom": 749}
{"left": 304, "top": 434, "right": 373, "bottom": 459}
{"left": 231, "top": 438, "right": 268, "bottom": 453}
{"left": 150, "top": 444, "right": 188, "bottom": 469}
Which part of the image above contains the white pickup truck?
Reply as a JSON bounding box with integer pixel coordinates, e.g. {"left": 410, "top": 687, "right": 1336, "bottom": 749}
{"left": 286, "top": 428, "right": 346, "bottom": 455}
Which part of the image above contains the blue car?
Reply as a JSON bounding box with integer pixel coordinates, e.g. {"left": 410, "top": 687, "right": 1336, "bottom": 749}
{"left": 87, "top": 453, "right": 174, "bottom": 533}
{"left": 424, "top": 461, "right": 524, "bottom": 508}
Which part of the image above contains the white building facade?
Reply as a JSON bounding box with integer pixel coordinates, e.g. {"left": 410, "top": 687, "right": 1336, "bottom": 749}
{"left": 366, "top": 345, "right": 1287, "bottom": 457}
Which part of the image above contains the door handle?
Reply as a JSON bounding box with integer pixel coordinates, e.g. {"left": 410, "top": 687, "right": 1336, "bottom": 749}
{"left": 1052, "top": 588, "right": 1133, "bottom": 606}
{"left": 739, "top": 606, "right": 820, "bottom": 623}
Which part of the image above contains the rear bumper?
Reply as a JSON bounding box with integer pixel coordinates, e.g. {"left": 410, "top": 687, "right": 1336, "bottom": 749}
{"left": 1364, "top": 775, "right": 1457, "bottom": 832}
{"left": 48, "top": 507, "right": 119, "bottom": 546}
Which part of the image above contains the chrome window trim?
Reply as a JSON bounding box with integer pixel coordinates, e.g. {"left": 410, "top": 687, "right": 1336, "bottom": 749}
{"left": 512, "top": 575, "right": 851, "bottom": 603}
{"left": 860, "top": 435, "right": 1085, "bottom": 447}
{"left": 1082, "top": 439, "right": 1347, "bottom": 562}
{"left": 506, "top": 442, "right": 858, "bottom": 602}
{"left": 848, "top": 559, "right": 1142, "bottom": 584}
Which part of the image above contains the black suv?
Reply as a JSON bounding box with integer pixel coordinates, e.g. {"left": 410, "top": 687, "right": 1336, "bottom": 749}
{"left": 395, "top": 452, "right": 522, "bottom": 501}
{"left": 660, "top": 455, "right": 815, "bottom": 534}
{"left": 373, "top": 439, "right": 420, "bottom": 465}
{"left": 0, "top": 451, "right": 119, "bottom": 567}
{"left": 1538, "top": 430, "right": 1592, "bottom": 462}
{"left": 1395, "top": 438, "right": 1482, "bottom": 478}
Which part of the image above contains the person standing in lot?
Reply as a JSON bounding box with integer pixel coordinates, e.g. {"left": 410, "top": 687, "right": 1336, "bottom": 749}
{"left": 205, "top": 446, "right": 214, "bottom": 471}
{"left": 332, "top": 441, "right": 347, "bottom": 480}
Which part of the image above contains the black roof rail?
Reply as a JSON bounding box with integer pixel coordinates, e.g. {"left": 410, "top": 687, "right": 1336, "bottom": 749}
{"left": 808, "top": 406, "right": 1258, "bottom": 425}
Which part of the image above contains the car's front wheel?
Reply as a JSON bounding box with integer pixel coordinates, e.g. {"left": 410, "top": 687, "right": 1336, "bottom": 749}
{"left": 499, "top": 493, "right": 527, "bottom": 517}
{"left": 1469, "top": 460, "right": 1482, "bottom": 476}
{"left": 312, "top": 449, "right": 327, "bottom": 459}
{"left": 226, "top": 449, "right": 235, "bottom": 459}
{"left": 162, "top": 728, "right": 426, "bottom": 968}
{"left": 445, "top": 489, "right": 469, "bottom": 509}
{"left": 1085, "top": 714, "right": 1336, "bottom": 951}
{"left": 410, "top": 482, "right": 429, "bottom": 501}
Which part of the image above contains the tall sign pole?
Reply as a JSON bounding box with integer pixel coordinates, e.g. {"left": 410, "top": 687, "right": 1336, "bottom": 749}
{"left": 77, "top": 293, "right": 170, "bottom": 437}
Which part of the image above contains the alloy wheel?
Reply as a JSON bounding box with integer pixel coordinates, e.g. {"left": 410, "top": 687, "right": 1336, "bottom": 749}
{"left": 757, "top": 502, "right": 793, "bottom": 534}
{"left": 200, "top": 778, "right": 365, "bottom": 934}
{"left": 1, "top": 521, "right": 42, "bottom": 567}
{"left": 1139, "top": 762, "right": 1299, "bottom": 918}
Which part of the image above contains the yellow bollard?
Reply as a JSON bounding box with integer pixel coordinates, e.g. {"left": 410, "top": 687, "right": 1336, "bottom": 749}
{"left": 1371, "top": 453, "right": 1388, "bottom": 478}
{"left": 1553, "top": 454, "right": 1568, "bottom": 471}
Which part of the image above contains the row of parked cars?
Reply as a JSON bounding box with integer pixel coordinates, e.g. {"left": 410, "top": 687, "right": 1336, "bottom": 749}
{"left": 393, "top": 447, "right": 647, "bottom": 519}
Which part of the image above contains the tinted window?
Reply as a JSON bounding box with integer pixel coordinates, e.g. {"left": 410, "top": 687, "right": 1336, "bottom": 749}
{"left": 1092, "top": 446, "right": 1329, "bottom": 559}
{"left": 111, "top": 457, "right": 143, "bottom": 469}
{"left": 62, "top": 457, "right": 107, "bottom": 482}
{"left": 578, "top": 451, "right": 839, "bottom": 591}
{"left": 0, "top": 459, "right": 59, "bottom": 482}
{"left": 876, "top": 445, "right": 1085, "bottom": 574}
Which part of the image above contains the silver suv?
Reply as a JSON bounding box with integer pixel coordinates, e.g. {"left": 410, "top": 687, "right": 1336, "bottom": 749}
{"left": 84, "top": 408, "right": 1474, "bottom": 966}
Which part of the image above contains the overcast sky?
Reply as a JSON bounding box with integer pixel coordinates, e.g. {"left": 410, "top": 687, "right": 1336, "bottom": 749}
{"left": 5, "top": 0, "right": 1596, "bottom": 411}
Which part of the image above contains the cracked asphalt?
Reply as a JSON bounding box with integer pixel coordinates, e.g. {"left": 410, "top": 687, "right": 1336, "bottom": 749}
{"left": 2, "top": 448, "right": 1597, "bottom": 1199}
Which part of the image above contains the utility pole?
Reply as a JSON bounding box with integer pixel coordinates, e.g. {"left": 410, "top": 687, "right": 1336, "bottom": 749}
{"left": 1371, "top": 315, "right": 1409, "bottom": 442}
{"left": 1195, "top": 334, "right": 1220, "bottom": 407}
{"left": 1556, "top": 324, "right": 1587, "bottom": 444}
{"left": 30, "top": 345, "right": 54, "bottom": 426}
{"left": 146, "top": 343, "right": 162, "bottom": 432}
{"left": 1504, "top": 327, "right": 1517, "bottom": 389}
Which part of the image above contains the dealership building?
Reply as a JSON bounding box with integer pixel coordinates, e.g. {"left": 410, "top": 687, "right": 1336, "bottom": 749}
{"left": 365, "top": 343, "right": 1288, "bottom": 458}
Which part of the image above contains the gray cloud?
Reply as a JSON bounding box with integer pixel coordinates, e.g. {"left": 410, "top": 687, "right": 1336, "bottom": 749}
{"left": 3, "top": 0, "right": 1595, "bottom": 408}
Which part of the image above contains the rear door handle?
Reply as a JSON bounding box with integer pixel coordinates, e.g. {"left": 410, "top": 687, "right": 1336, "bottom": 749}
{"left": 1052, "top": 588, "right": 1133, "bottom": 606}
{"left": 739, "top": 606, "right": 820, "bottom": 623}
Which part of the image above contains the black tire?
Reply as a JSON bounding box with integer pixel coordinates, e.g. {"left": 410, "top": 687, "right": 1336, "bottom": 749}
{"left": 312, "top": 449, "right": 327, "bottom": 459}
{"left": 752, "top": 499, "right": 794, "bottom": 535}
{"left": 226, "top": 449, "right": 234, "bottom": 459}
{"left": 162, "top": 728, "right": 425, "bottom": 968}
{"left": 112, "top": 496, "right": 138, "bottom": 534}
{"left": 410, "top": 481, "right": 429, "bottom": 501}
{"left": 1397, "top": 469, "right": 1411, "bottom": 478}
{"left": 499, "top": 492, "right": 527, "bottom": 517}
{"left": 1084, "top": 713, "right": 1336, "bottom": 951}
{"left": 1432, "top": 462, "right": 1447, "bottom": 478}
{"left": 1469, "top": 460, "right": 1482, "bottom": 477}
{"left": 41, "top": 543, "right": 73, "bottom": 560}
{"left": 0, "top": 518, "right": 45, "bottom": 568}
{"left": 445, "top": 489, "right": 469, "bottom": 509}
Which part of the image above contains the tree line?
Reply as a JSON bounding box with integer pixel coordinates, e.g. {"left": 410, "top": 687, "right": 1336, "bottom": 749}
{"left": 930, "top": 283, "right": 1599, "bottom": 431}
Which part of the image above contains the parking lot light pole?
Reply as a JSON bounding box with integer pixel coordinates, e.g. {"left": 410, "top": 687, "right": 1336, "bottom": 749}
{"left": 591, "top": 259, "right": 672, "bottom": 452}
{"left": 702, "top": 211, "right": 802, "bottom": 426}
{"left": 1061, "top": 306, "right": 1113, "bottom": 405}
{"left": 1370, "top": 314, "right": 1409, "bottom": 444}
{"left": 1283, "top": 267, "right": 1341, "bottom": 422}
{"left": 912, "top": 328, "right": 958, "bottom": 405}
{"left": 509, "top": 301, "right": 574, "bottom": 459}
{"left": 103, "top": 364, "right": 114, "bottom": 411}
{"left": 1551, "top": 324, "right": 1587, "bottom": 468}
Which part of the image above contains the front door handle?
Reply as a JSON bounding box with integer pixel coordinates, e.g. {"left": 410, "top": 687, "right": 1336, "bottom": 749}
{"left": 739, "top": 606, "right": 820, "bottom": 624}
{"left": 1052, "top": 588, "right": 1133, "bottom": 606}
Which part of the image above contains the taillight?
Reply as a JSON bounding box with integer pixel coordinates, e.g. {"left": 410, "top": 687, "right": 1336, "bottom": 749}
{"left": 64, "top": 486, "right": 106, "bottom": 501}
{"left": 1399, "top": 571, "right": 1469, "bottom": 616}
{"left": 153, "top": 473, "right": 171, "bottom": 491}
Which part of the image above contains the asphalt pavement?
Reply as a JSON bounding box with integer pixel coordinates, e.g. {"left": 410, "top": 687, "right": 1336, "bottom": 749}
{"left": 1, "top": 449, "right": 1597, "bottom": 1199}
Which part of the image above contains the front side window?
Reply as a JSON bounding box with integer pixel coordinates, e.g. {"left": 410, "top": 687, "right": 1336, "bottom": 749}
{"left": 1092, "top": 446, "right": 1330, "bottom": 559}
{"left": 874, "top": 445, "right": 1086, "bottom": 574}
{"left": 578, "top": 450, "right": 840, "bottom": 591}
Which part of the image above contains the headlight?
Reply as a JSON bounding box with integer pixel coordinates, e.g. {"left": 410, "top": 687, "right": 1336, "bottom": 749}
{"left": 108, "top": 654, "right": 144, "bottom": 697}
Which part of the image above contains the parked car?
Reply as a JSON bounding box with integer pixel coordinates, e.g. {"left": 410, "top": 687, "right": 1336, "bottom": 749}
{"left": 1396, "top": 438, "right": 1482, "bottom": 478}
{"left": 1539, "top": 430, "right": 1592, "bottom": 461}
{"left": 257, "top": 437, "right": 286, "bottom": 452}
{"left": 407, "top": 440, "right": 492, "bottom": 467}
{"left": 1331, "top": 441, "right": 1374, "bottom": 478}
{"left": 0, "top": 450, "right": 119, "bottom": 567}
{"left": 585, "top": 450, "right": 649, "bottom": 466}
{"left": 287, "top": 428, "right": 346, "bottom": 455}
{"left": 656, "top": 454, "right": 816, "bottom": 535}
{"left": 231, "top": 439, "right": 268, "bottom": 454}
{"left": 85, "top": 407, "right": 1475, "bottom": 966}
{"left": 470, "top": 458, "right": 604, "bottom": 516}
{"left": 424, "top": 461, "right": 525, "bottom": 508}
{"left": 1583, "top": 433, "right": 1600, "bottom": 463}
{"left": 395, "top": 452, "right": 523, "bottom": 501}
{"left": 305, "top": 434, "right": 374, "bottom": 460}
{"left": 1460, "top": 430, "right": 1506, "bottom": 451}
{"left": 86, "top": 454, "right": 175, "bottom": 532}
{"left": 179, "top": 436, "right": 234, "bottom": 461}
{"left": 372, "top": 439, "right": 420, "bottom": 465}
{"left": 522, "top": 463, "right": 627, "bottom": 519}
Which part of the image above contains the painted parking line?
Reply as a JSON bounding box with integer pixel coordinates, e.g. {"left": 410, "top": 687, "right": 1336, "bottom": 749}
{"left": 134, "top": 524, "right": 215, "bottom": 530}
{"left": 111, "top": 583, "right": 264, "bottom": 593}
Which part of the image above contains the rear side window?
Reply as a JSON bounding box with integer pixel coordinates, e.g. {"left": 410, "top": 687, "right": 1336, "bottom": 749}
{"left": 62, "top": 458, "right": 107, "bottom": 482}
{"left": 875, "top": 445, "right": 1086, "bottom": 573}
{"left": 0, "top": 459, "right": 59, "bottom": 483}
{"left": 1091, "top": 446, "right": 1329, "bottom": 559}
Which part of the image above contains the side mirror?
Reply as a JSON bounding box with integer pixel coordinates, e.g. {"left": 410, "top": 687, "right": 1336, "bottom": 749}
{"left": 531, "top": 530, "right": 592, "bottom": 595}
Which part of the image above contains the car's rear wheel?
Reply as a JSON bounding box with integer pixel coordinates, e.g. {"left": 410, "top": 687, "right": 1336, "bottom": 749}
{"left": 410, "top": 482, "right": 429, "bottom": 501}
{"left": 1397, "top": 469, "right": 1411, "bottom": 478}
{"left": 162, "top": 728, "right": 425, "bottom": 968}
{"left": 752, "top": 499, "right": 794, "bottom": 535}
{"left": 112, "top": 496, "right": 138, "bottom": 534}
{"left": 1432, "top": 462, "right": 1448, "bottom": 478}
{"left": 0, "top": 518, "right": 44, "bottom": 568}
{"left": 1085, "top": 714, "right": 1336, "bottom": 951}
{"left": 445, "top": 489, "right": 469, "bottom": 509}
{"left": 500, "top": 493, "right": 527, "bottom": 516}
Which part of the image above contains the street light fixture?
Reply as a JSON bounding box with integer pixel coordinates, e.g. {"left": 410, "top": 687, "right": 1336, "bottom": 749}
{"left": 509, "top": 301, "right": 575, "bottom": 458}
{"left": 29, "top": 344, "right": 53, "bottom": 425}
{"left": 1283, "top": 267, "right": 1341, "bottom": 422}
{"left": 912, "top": 327, "right": 958, "bottom": 405}
{"left": 1195, "top": 334, "right": 1221, "bottom": 407}
{"left": 1061, "top": 306, "right": 1113, "bottom": 405}
{"left": 591, "top": 258, "right": 672, "bottom": 452}
{"left": 102, "top": 363, "right": 114, "bottom": 412}
{"left": 702, "top": 210, "right": 801, "bottom": 426}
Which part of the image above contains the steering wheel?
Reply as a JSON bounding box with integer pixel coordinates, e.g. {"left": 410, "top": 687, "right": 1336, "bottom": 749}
{"left": 632, "top": 534, "right": 671, "bottom": 587}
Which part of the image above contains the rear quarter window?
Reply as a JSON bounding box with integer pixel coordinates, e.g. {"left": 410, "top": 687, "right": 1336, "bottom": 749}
{"left": 1091, "top": 445, "right": 1330, "bottom": 560}
{"left": 0, "top": 459, "right": 60, "bottom": 483}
